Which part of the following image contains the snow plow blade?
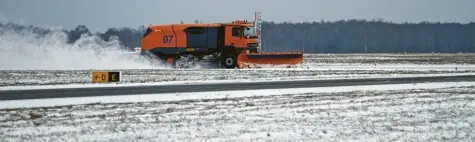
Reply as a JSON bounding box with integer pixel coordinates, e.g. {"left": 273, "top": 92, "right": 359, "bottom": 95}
{"left": 237, "top": 52, "right": 304, "bottom": 68}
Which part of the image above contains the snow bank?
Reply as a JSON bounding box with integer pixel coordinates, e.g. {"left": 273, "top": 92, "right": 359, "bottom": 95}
{"left": 1, "top": 81, "right": 474, "bottom": 109}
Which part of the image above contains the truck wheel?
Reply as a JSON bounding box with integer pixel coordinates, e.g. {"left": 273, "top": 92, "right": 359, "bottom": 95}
{"left": 223, "top": 54, "right": 237, "bottom": 68}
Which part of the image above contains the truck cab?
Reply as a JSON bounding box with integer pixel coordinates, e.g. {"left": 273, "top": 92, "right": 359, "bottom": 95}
{"left": 224, "top": 20, "right": 259, "bottom": 53}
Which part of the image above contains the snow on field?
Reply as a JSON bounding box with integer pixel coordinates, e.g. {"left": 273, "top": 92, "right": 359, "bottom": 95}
{"left": 303, "top": 53, "right": 475, "bottom": 64}
{"left": 1, "top": 82, "right": 474, "bottom": 141}
{"left": 0, "top": 53, "right": 473, "bottom": 87}
{"left": 302, "top": 63, "right": 475, "bottom": 71}
{"left": 1, "top": 65, "right": 474, "bottom": 87}
{"left": 0, "top": 72, "right": 474, "bottom": 91}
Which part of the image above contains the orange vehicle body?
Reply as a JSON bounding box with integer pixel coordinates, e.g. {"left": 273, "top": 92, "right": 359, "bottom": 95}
{"left": 141, "top": 20, "right": 303, "bottom": 68}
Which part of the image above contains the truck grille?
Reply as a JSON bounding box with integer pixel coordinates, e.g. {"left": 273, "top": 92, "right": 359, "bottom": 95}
{"left": 247, "top": 43, "right": 258, "bottom": 53}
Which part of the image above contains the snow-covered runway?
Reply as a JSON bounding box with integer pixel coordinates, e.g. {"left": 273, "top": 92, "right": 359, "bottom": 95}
{"left": 1, "top": 82, "right": 474, "bottom": 141}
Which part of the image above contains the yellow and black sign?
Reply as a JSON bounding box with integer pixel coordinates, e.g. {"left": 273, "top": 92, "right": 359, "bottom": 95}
{"left": 186, "top": 48, "right": 195, "bottom": 52}
{"left": 92, "top": 71, "right": 121, "bottom": 83}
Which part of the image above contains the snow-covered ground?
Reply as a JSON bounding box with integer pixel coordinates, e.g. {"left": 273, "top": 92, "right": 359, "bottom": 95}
{"left": 0, "top": 68, "right": 473, "bottom": 88}
{"left": 0, "top": 72, "right": 474, "bottom": 91}
{"left": 1, "top": 81, "right": 474, "bottom": 141}
{"left": 1, "top": 53, "right": 474, "bottom": 87}
{"left": 303, "top": 53, "right": 475, "bottom": 64}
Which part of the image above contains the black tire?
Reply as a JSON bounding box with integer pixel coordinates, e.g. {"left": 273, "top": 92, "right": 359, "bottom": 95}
{"left": 222, "top": 54, "right": 237, "bottom": 68}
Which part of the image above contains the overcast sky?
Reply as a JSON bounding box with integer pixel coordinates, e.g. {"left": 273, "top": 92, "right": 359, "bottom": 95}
{"left": 1, "top": 0, "right": 474, "bottom": 32}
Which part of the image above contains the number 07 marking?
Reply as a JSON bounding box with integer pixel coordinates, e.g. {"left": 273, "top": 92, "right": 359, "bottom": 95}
{"left": 162, "top": 35, "right": 173, "bottom": 43}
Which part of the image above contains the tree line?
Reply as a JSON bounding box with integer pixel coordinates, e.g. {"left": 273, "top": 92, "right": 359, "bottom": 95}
{"left": 1, "top": 19, "right": 475, "bottom": 53}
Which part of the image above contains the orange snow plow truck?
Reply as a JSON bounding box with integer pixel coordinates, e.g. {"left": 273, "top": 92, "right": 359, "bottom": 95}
{"left": 140, "top": 20, "right": 303, "bottom": 69}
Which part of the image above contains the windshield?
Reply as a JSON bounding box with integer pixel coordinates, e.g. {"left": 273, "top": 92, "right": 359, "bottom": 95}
{"left": 243, "top": 26, "right": 257, "bottom": 38}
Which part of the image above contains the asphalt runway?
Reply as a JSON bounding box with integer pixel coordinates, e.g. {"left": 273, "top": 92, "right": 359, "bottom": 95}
{"left": 0, "top": 75, "right": 474, "bottom": 101}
